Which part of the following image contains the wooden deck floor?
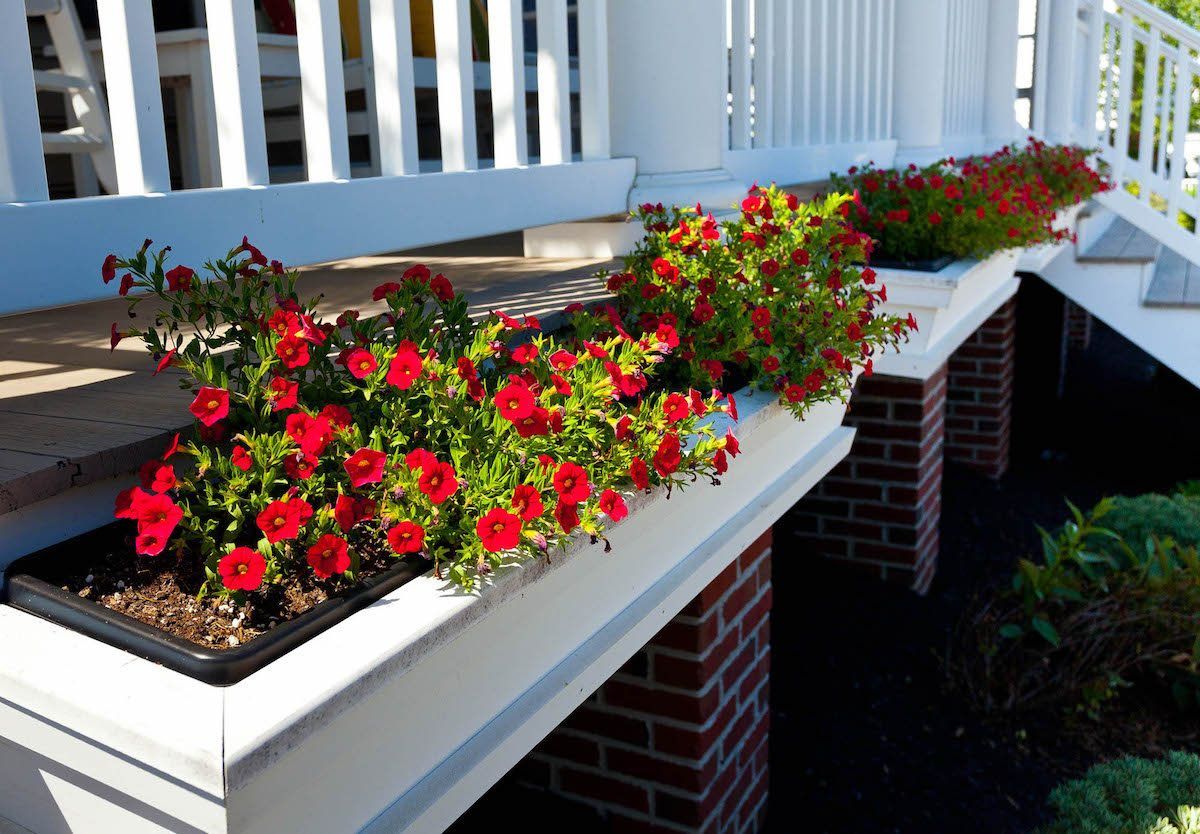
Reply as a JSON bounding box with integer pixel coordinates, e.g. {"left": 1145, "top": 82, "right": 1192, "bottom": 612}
{"left": 0, "top": 249, "right": 616, "bottom": 516}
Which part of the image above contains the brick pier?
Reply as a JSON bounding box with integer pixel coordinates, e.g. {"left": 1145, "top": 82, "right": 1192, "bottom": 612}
{"left": 517, "top": 530, "right": 774, "bottom": 833}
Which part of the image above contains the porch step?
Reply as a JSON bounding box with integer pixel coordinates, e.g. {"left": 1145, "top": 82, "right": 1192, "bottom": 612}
{"left": 1076, "top": 216, "right": 1161, "bottom": 263}
{"left": 0, "top": 251, "right": 616, "bottom": 530}
{"left": 1144, "top": 246, "right": 1200, "bottom": 308}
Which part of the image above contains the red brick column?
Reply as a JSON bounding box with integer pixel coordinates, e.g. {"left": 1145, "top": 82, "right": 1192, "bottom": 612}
{"left": 784, "top": 368, "right": 946, "bottom": 593}
{"left": 519, "top": 531, "right": 773, "bottom": 833}
{"left": 945, "top": 299, "right": 1016, "bottom": 480}
{"left": 1064, "top": 299, "right": 1093, "bottom": 351}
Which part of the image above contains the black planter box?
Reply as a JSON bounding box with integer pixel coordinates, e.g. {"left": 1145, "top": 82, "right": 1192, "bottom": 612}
{"left": 868, "top": 254, "right": 956, "bottom": 273}
{"left": 4, "top": 542, "right": 426, "bottom": 686}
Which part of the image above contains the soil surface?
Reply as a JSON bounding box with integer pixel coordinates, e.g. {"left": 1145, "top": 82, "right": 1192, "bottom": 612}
{"left": 449, "top": 281, "right": 1200, "bottom": 833}
{"left": 12, "top": 526, "right": 414, "bottom": 650}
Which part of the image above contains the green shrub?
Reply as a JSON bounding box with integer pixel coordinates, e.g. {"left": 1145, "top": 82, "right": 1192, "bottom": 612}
{"left": 953, "top": 494, "right": 1200, "bottom": 717}
{"left": 1041, "top": 753, "right": 1200, "bottom": 834}
{"left": 1095, "top": 494, "right": 1200, "bottom": 565}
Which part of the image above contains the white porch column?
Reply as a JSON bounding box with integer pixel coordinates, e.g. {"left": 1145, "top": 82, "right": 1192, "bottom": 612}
{"left": 523, "top": 0, "right": 743, "bottom": 257}
{"left": 983, "top": 0, "right": 1022, "bottom": 147}
{"left": 1040, "top": 0, "right": 1080, "bottom": 143}
{"left": 606, "top": 0, "right": 743, "bottom": 210}
{"left": 891, "top": 0, "right": 951, "bottom": 165}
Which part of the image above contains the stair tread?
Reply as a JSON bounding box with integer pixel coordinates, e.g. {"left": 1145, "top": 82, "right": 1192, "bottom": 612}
{"left": 1144, "top": 246, "right": 1200, "bottom": 308}
{"left": 1078, "top": 217, "right": 1161, "bottom": 263}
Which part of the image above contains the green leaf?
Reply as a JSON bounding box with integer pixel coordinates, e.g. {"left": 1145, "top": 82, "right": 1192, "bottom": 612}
{"left": 1031, "top": 616, "right": 1061, "bottom": 648}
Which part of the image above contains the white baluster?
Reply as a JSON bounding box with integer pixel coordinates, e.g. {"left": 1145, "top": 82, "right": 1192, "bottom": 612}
{"left": 729, "top": 0, "right": 752, "bottom": 149}
{"left": 752, "top": 0, "right": 773, "bottom": 148}
{"left": 433, "top": 0, "right": 478, "bottom": 171}
{"left": 536, "top": 0, "right": 572, "bottom": 164}
{"left": 96, "top": 0, "right": 171, "bottom": 194}
{"left": 577, "top": 0, "right": 610, "bottom": 161}
{"left": 296, "top": 0, "right": 351, "bottom": 182}
{"left": 488, "top": 0, "right": 528, "bottom": 168}
{"left": 1111, "top": 8, "right": 1135, "bottom": 179}
{"left": 1166, "top": 59, "right": 1192, "bottom": 221}
{"left": 1138, "top": 26, "right": 1162, "bottom": 190}
{"left": 205, "top": 0, "right": 268, "bottom": 187}
{"left": 770, "top": 0, "right": 793, "bottom": 147}
{"left": 0, "top": 0, "right": 49, "bottom": 202}
{"left": 371, "top": 0, "right": 420, "bottom": 175}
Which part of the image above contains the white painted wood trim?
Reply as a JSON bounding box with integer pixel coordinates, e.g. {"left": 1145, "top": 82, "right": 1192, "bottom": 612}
{"left": 370, "top": 0, "right": 420, "bottom": 176}
{"left": 576, "top": 0, "right": 610, "bottom": 161}
{"left": 722, "top": 138, "right": 898, "bottom": 187}
{"left": 295, "top": 0, "right": 351, "bottom": 182}
{"left": 205, "top": 0, "right": 269, "bottom": 187}
{"left": 0, "top": 0, "right": 49, "bottom": 202}
{"left": 95, "top": 0, "right": 171, "bottom": 194}
{"left": 0, "top": 157, "right": 636, "bottom": 313}
{"left": 487, "top": 0, "right": 529, "bottom": 169}
{"left": 729, "top": 0, "right": 752, "bottom": 150}
{"left": 535, "top": 0, "right": 572, "bottom": 165}
{"left": 433, "top": 0, "right": 479, "bottom": 172}
{"left": 872, "top": 250, "right": 1021, "bottom": 380}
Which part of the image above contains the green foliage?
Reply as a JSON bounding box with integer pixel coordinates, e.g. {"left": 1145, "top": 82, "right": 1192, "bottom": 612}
{"left": 1041, "top": 752, "right": 1200, "bottom": 834}
{"left": 961, "top": 493, "right": 1200, "bottom": 717}
{"left": 1095, "top": 494, "right": 1200, "bottom": 564}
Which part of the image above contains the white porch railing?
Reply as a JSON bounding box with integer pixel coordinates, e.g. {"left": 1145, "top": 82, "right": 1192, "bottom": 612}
{"left": 723, "top": 0, "right": 899, "bottom": 185}
{"left": 1035, "top": 0, "right": 1200, "bottom": 264}
{"left": 3, "top": 0, "right": 1021, "bottom": 315}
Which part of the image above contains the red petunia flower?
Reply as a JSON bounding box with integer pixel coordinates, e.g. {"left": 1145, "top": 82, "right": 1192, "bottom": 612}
{"left": 549, "top": 350, "right": 578, "bottom": 371}
{"left": 663, "top": 393, "right": 690, "bottom": 424}
{"left": 267, "top": 376, "right": 298, "bottom": 411}
{"left": 141, "top": 461, "right": 176, "bottom": 493}
{"left": 110, "top": 322, "right": 124, "bottom": 353}
{"left": 372, "top": 282, "right": 402, "bottom": 301}
{"left": 724, "top": 430, "right": 741, "bottom": 457}
{"left": 240, "top": 236, "right": 268, "bottom": 266}
{"left": 189, "top": 386, "right": 229, "bottom": 426}
{"left": 133, "top": 492, "right": 183, "bottom": 539}
{"left": 386, "top": 341, "right": 423, "bottom": 390}
{"left": 511, "top": 484, "right": 544, "bottom": 521}
{"left": 418, "top": 460, "right": 458, "bottom": 504}
{"left": 231, "top": 446, "right": 253, "bottom": 471}
{"left": 403, "top": 263, "right": 431, "bottom": 284}
{"left": 713, "top": 448, "right": 729, "bottom": 475}
{"left": 343, "top": 447, "right": 386, "bottom": 488}
{"left": 162, "top": 432, "right": 181, "bottom": 460}
{"left": 553, "top": 462, "right": 590, "bottom": 505}
{"left": 554, "top": 500, "right": 580, "bottom": 534}
{"left": 102, "top": 254, "right": 118, "bottom": 284}
{"left": 598, "top": 489, "right": 628, "bottom": 522}
{"left": 476, "top": 508, "right": 522, "bottom": 552}
{"left": 119, "top": 273, "right": 136, "bottom": 296}
{"left": 494, "top": 381, "right": 535, "bottom": 421}
{"left": 630, "top": 457, "right": 650, "bottom": 490}
{"left": 511, "top": 343, "right": 539, "bottom": 365}
{"left": 284, "top": 451, "right": 318, "bottom": 480}
{"left": 135, "top": 528, "right": 170, "bottom": 557}
{"left": 345, "top": 347, "right": 377, "bottom": 379}
{"left": 276, "top": 335, "right": 310, "bottom": 369}
{"left": 256, "top": 499, "right": 309, "bottom": 543}
{"left": 387, "top": 520, "right": 425, "bottom": 554}
{"left": 153, "top": 349, "right": 177, "bottom": 376}
{"left": 165, "top": 265, "right": 195, "bottom": 293}
{"left": 285, "top": 412, "right": 334, "bottom": 456}
{"left": 514, "top": 407, "right": 551, "bottom": 438}
{"left": 430, "top": 273, "right": 454, "bottom": 302}
{"left": 219, "top": 547, "right": 266, "bottom": 591}
{"left": 653, "top": 433, "right": 682, "bottom": 477}
{"left": 307, "top": 534, "right": 351, "bottom": 579}
{"left": 319, "top": 404, "right": 353, "bottom": 431}
{"left": 583, "top": 340, "right": 609, "bottom": 359}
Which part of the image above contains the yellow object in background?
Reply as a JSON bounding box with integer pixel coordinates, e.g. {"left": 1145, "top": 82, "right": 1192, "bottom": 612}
{"left": 320, "top": 0, "right": 490, "bottom": 62}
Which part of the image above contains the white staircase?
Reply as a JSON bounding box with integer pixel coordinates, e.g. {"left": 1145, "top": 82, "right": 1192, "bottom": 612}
{"left": 1034, "top": 206, "right": 1200, "bottom": 389}
{"left": 26, "top": 0, "right": 116, "bottom": 195}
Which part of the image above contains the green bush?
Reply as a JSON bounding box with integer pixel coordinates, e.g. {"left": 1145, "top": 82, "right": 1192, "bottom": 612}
{"left": 1095, "top": 494, "right": 1200, "bottom": 565}
{"left": 1041, "top": 753, "right": 1200, "bottom": 834}
{"left": 953, "top": 494, "right": 1200, "bottom": 717}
